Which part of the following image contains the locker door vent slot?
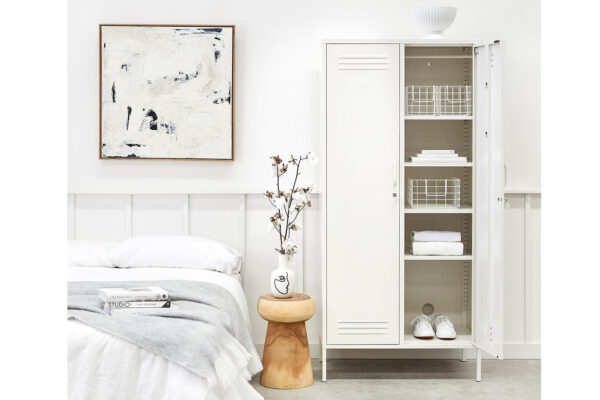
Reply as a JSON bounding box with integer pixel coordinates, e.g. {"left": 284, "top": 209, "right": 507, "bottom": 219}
{"left": 337, "top": 55, "right": 390, "bottom": 70}
{"left": 337, "top": 321, "right": 389, "bottom": 335}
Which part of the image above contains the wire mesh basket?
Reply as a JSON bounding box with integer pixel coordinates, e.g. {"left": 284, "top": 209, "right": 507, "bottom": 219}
{"left": 406, "top": 85, "right": 472, "bottom": 116}
{"left": 407, "top": 178, "right": 461, "bottom": 208}
{"left": 439, "top": 85, "right": 472, "bottom": 116}
{"left": 406, "top": 85, "right": 436, "bottom": 116}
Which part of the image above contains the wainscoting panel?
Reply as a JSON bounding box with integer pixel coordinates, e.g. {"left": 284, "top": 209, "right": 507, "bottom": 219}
{"left": 503, "top": 195, "right": 526, "bottom": 344}
{"left": 131, "top": 194, "right": 186, "bottom": 237}
{"left": 525, "top": 194, "right": 541, "bottom": 344}
{"left": 73, "top": 194, "right": 130, "bottom": 242}
{"left": 68, "top": 192, "right": 540, "bottom": 359}
{"left": 504, "top": 193, "right": 541, "bottom": 355}
{"left": 189, "top": 194, "right": 243, "bottom": 251}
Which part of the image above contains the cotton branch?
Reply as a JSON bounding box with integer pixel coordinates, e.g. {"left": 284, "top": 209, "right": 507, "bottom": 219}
{"left": 265, "top": 152, "right": 315, "bottom": 257}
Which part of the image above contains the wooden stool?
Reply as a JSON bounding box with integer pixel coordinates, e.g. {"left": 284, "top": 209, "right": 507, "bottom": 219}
{"left": 257, "top": 293, "right": 316, "bottom": 389}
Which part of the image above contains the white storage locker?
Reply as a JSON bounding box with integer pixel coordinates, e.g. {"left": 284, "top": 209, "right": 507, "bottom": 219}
{"left": 321, "top": 40, "right": 504, "bottom": 381}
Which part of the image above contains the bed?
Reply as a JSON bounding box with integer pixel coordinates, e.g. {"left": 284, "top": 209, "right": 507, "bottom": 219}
{"left": 67, "top": 238, "right": 263, "bottom": 400}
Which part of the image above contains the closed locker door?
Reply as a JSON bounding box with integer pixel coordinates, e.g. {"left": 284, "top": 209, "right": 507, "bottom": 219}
{"left": 326, "top": 44, "right": 400, "bottom": 345}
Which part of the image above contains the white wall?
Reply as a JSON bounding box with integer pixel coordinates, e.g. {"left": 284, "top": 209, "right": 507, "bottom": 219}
{"left": 68, "top": 0, "right": 541, "bottom": 358}
{"left": 69, "top": 0, "right": 540, "bottom": 193}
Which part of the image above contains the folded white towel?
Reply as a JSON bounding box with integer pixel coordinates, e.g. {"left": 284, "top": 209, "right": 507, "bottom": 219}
{"left": 413, "top": 231, "right": 461, "bottom": 242}
{"left": 412, "top": 241, "right": 464, "bottom": 256}
{"left": 410, "top": 156, "right": 467, "bottom": 163}
{"left": 414, "top": 153, "right": 458, "bottom": 158}
{"left": 421, "top": 150, "right": 454, "bottom": 154}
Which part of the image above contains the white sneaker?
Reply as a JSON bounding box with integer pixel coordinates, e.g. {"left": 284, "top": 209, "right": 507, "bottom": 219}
{"left": 411, "top": 314, "right": 434, "bottom": 339}
{"left": 432, "top": 314, "right": 457, "bottom": 340}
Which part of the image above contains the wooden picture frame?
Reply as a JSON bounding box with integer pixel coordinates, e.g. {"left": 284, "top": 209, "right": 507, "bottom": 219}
{"left": 99, "top": 24, "right": 235, "bottom": 161}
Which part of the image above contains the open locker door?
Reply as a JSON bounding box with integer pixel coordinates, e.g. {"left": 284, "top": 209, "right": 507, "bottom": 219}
{"left": 474, "top": 41, "right": 504, "bottom": 359}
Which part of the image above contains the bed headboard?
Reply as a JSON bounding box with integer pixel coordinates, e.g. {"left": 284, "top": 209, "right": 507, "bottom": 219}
{"left": 68, "top": 193, "right": 245, "bottom": 252}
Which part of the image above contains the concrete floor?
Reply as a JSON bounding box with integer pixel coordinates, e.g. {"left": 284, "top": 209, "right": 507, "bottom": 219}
{"left": 251, "top": 359, "right": 540, "bottom": 400}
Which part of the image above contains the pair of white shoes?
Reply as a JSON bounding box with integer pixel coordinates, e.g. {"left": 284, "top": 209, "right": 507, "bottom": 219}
{"left": 411, "top": 314, "right": 456, "bottom": 340}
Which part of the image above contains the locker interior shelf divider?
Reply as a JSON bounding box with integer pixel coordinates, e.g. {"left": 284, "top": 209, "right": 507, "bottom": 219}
{"left": 404, "top": 162, "right": 473, "bottom": 167}
{"left": 404, "top": 115, "right": 473, "bottom": 120}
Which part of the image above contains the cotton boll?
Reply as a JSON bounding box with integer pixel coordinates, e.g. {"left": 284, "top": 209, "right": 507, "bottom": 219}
{"left": 283, "top": 240, "right": 296, "bottom": 253}
{"left": 273, "top": 197, "right": 287, "bottom": 211}
{"left": 292, "top": 192, "right": 308, "bottom": 206}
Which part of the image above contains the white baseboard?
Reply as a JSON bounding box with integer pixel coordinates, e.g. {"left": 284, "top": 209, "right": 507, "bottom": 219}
{"left": 254, "top": 343, "right": 540, "bottom": 360}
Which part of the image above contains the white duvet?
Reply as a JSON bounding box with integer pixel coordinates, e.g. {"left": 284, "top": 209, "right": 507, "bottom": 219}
{"left": 68, "top": 267, "right": 263, "bottom": 400}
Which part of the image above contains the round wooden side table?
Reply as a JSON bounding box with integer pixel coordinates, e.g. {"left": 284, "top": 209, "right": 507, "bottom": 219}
{"left": 257, "top": 293, "right": 316, "bottom": 389}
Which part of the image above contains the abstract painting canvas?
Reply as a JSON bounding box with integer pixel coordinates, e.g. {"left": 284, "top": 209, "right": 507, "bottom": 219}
{"left": 100, "top": 25, "right": 234, "bottom": 160}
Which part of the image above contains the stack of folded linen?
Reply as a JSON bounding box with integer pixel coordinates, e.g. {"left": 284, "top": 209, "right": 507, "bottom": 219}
{"left": 410, "top": 150, "right": 467, "bottom": 163}
{"left": 412, "top": 230, "right": 464, "bottom": 256}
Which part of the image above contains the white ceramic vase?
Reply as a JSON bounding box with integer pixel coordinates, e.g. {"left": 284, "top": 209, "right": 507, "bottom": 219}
{"left": 413, "top": 6, "right": 457, "bottom": 39}
{"left": 270, "top": 254, "right": 296, "bottom": 298}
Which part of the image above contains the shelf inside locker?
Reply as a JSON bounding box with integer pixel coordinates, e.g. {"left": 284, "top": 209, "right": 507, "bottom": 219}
{"left": 404, "top": 259, "right": 473, "bottom": 350}
{"left": 405, "top": 55, "right": 472, "bottom": 59}
{"left": 405, "top": 46, "right": 473, "bottom": 119}
{"left": 405, "top": 46, "right": 473, "bottom": 58}
{"left": 403, "top": 326, "right": 472, "bottom": 349}
{"left": 405, "top": 214, "right": 473, "bottom": 259}
{"left": 405, "top": 168, "right": 473, "bottom": 209}
{"left": 405, "top": 46, "right": 473, "bottom": 87}
{"left": 404, "top": 254, "right": 473, "bottom": 261}
{"left": 404, "top": 115, "right": 473, "bottom": 120}
{"left": 404, "top": 119, "right": 473, "bottom": 166}
{"left": 404, "top": 162, "right": 472, "bottom": 167}
{"left": 404, "top": 205, "right": 473, "bottom": 214}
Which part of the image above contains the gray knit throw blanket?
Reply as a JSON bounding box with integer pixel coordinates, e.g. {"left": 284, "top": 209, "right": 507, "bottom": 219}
{"left": 68, "top": 280, "right": 262, "bottom": 389}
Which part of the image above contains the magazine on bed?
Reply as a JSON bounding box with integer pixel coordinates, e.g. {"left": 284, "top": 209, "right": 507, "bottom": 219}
{"left": 99, "top": 286, "right": 169, "bottom": 302}
{"left": 100, "top": 286, "right": 171, "bottom": 316}
{"left": 104, "top": 300, "right": 171, "bottom": 309}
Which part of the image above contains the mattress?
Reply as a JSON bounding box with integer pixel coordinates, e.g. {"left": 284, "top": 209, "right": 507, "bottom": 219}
{"left": 68, "top": 267, "right": 262, "bottom": 400}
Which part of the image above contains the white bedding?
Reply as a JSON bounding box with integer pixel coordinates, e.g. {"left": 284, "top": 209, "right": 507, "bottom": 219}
{"left": 68, "top": 267, "right": 263, "bottom": 400}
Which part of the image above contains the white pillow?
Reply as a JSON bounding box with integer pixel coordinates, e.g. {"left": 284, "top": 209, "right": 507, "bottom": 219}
{"left": 68, "top": 240, "right": 118, "bottom": 268}
{"left": 108, "top": 235, "right": 242, "bottom": 274}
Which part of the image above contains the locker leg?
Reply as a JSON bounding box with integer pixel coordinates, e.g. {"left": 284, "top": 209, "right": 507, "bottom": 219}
{"left": 476, "top": 348, "right": 482, "bottom": 382}
{"left": 322, "top": 347, "right": 327, "bottom": 382}
{"left": 319, "top": 340, "right": 323, "bottom": 362}
{"left": 461, "top": 349, "right": 467, "bottom": 362}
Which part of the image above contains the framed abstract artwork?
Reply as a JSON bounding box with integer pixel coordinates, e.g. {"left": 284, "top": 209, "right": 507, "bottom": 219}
{"left": 99, "top": 24, "right": 235, "bottom": 160}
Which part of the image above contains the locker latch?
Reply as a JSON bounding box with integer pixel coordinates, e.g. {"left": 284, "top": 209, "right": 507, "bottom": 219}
{"left": 485, "top": 131, "right": 488, "bottom": 138}
{"left": 485, "top": 82, "right": 488, "bottom": 88}
{"left": 497, "top": 197, "right": 503, "bottom": 202}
